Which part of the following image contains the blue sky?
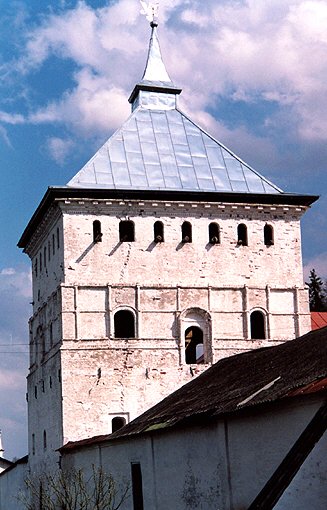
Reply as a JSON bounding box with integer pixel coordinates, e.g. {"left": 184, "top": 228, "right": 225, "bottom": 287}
{"left": 1, "top": 0, "right": 327, "bottom": 460}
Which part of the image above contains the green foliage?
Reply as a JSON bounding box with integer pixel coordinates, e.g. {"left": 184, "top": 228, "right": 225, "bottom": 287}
{"left": 19, "top": 465, "right": 129, "bottom": 510}
{"left": 306, "top": 269, "right": 327, "bottom": 312}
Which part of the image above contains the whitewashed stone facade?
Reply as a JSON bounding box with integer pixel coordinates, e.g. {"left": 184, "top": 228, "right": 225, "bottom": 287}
{"left": 22, "top": 194, "right": 313, "bottom": 472}
{"left": 18, "top": 23, "right": 317, "bottom": 474}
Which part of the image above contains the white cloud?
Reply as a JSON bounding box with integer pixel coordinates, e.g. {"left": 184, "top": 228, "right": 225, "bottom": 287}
{"left": 46, "top": 136, "right": 75, "bottom": 165}
{"left": 2, "top": 0, "right": 327, "bottom": 159}
{"left": 0, "top": 111, "right": 25, "bottom": 124}
{"left": 29, "top": 69, "right": 130, "bottom": 136}
{"left": 0, "top": 266, "right": 32, "bottom": 298}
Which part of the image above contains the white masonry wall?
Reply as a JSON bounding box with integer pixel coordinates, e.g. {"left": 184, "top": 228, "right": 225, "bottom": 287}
{"left": 24, "top": 196, "right": 311, "bottom": 462}
{"left": 61, "top": 395, "right": 326, "bottom": 510}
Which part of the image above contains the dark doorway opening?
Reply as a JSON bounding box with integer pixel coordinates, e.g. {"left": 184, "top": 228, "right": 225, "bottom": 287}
{"left": 250, "top": 311, "right": 266, "bottom": 339}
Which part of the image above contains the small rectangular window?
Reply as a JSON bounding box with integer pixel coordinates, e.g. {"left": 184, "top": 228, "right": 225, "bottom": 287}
{"left": 131, "top": 463, "right": 144, "bottom": 510}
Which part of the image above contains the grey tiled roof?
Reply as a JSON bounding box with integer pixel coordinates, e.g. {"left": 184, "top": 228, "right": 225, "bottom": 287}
{"left": 67, "top": 106, "right": 282, "bottom": 194}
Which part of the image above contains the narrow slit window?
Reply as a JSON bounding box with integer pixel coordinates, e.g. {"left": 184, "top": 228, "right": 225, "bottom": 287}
{"left": 34, "top": 259, "right": 38, "bottom": 277}
{"left": 44, "top": 247, "right": 47, "bottom": 268}
{"left": 49, "top": 322, "right": 53, "bottom": 347}
{"left": 250, "top": 311, "right": 266, "bottom": 339}
{"left": 40, "top": 252, "right": 42, "bottom": 272}
{"left": 43, "top": 430, "right": 47, "bottom": 450}
{"left": 93, "top": 220, "right": 103, "bottom": 243}
{"left": 131, "top": 463, "right": 144, "bottom": 510}
{"left": 237, "top": 224, "right": 248, "bottom": 246}
{"left": 48, "top": 241, "right": 51, "bottom": 261}
{"left": 114, "top": 310, "right": 135, "bottom": 338}
{"left": 209, "top": 223, "right": 220, "bottom": 244}
{"left": 32, "top": 434, "right": 35, "bottom": 455}
{"left": 264, "top": 224, "right": 274, "bottom": 246}
{"left": 112, "top": 416, "right": 127, "bottom": 433}
{"left": 57, "top": 227, "right": 60, "bottom": 249}
{"left": 154, "top": 221, "right": 164, "bottom": 243}
{"left": 52, "top": 234, "right": 55, "bottom": 255}
{"left": 185, "top": 326, "right": 204, "bottom": 364}
{"left": 119, "top": 221, "right": 135, "bottom": 242}
{"left": 182, "top": 221, "right": 192, "bottom": 243}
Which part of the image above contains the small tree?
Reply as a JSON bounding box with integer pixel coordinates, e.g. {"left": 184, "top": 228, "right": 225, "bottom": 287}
{"left": 306, "top": 269, "right": 327, "bottom": 311}
{"left": 19, "top": 465, "right": 129, "bottom": 510}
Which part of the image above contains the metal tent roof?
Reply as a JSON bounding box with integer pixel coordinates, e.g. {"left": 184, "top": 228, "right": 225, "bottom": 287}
{"left": 67, "top": 24, "right": 283, "bottom": 195}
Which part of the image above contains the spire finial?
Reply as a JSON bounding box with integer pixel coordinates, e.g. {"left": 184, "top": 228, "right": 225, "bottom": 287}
{"left": 140, "top": 1, "right": 159, "bottom": 27}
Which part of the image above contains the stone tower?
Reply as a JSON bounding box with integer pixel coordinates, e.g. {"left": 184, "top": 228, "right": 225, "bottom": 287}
{"left": 18, "top": 21, "right": 317, "bottom": 472}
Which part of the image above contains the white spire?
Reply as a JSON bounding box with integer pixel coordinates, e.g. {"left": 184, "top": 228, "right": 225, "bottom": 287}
{"left": 141, "top": 23, "right": 172, "bottom": 84}
{"left": 128, "top": 10, "right": 182, "bottom": 109}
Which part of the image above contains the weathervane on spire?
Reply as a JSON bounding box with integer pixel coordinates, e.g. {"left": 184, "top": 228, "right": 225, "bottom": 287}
{"left": 140, "top": 1, "right": 159, "bottom": 27}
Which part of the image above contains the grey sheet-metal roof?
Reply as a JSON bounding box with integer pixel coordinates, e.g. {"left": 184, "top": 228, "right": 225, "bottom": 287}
{"left": 67, "top": 24, "right": 282, "bottom": 195}
{"left": 67, "top": 107, "right": 282, "bottom": 194}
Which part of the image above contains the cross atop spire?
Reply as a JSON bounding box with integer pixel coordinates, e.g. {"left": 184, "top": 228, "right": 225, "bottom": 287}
{"left": 140, "top": 1, "right": 159, "bottom": 26}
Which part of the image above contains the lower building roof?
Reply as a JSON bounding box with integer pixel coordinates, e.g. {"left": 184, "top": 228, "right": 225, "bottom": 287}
{"left": 61, "top": 326, "right": 327, "bottom": 452}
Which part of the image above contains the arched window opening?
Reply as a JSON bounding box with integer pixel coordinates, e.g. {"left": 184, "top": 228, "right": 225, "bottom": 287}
{"left": 209, "top": 223, "right": 220, "bottom": 244}
{"left": 114, "top": 310, "right": 135, "bottom": 338}
{"left": 112, "top": 416, "right": 127, "bottom": 433}
{"left": 250, "top": 311, "right": 266, "bottom": 339}
{"left": 119, "top": 221, "right": 135, "bottom": 242}
{"left": 185, "top": 326, "right": 204, "bottom": 364}
{"left": 93, "top": 220, "right": 103, "bottom": 243}
{"left": 154, "top": 221, "right": 164, "bottom": 243}
{"left": 237, "top": 224, "right": 248, "bottom": 246}
{"left": 264, "top": 224, "right": 274, "bottom": 246}
{"left": 182, "top": 221, "right": 192, "bottom": 243}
